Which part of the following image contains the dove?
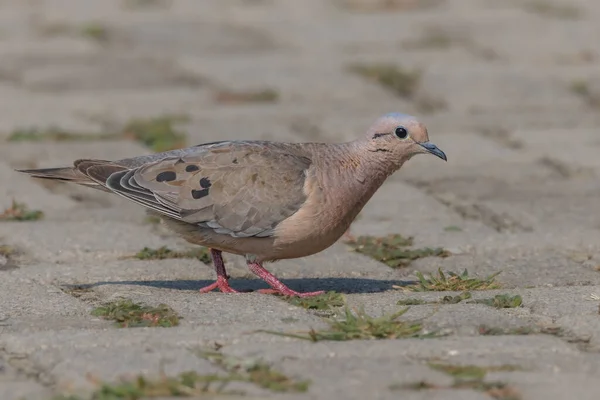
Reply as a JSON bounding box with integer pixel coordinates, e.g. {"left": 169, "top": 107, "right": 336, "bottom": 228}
{"left": 17, "top": 113, "right": 446, "bottom": 297}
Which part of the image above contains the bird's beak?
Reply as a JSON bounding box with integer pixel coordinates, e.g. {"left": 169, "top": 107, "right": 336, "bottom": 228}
{"left": 419, "top": 142, "right": 447, "bottom": 161}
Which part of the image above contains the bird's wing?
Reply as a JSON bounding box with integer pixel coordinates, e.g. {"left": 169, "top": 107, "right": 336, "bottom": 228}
{"left": 96, "top": 141, "right": 312, "bottom": 238}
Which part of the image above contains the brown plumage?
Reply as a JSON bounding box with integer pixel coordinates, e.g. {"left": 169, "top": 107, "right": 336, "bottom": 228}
{"left": 18, "top": 113, "right": 446, "bottom": 297}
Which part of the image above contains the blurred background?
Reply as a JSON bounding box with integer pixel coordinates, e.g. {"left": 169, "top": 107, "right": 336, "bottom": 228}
{"left": 1, "top": 0, "right": 600, "bottom": 246}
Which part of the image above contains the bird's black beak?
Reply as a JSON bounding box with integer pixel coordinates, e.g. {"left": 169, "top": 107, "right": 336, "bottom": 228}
{"left": 419, "top": 142, "right": 447, "bottom": 161}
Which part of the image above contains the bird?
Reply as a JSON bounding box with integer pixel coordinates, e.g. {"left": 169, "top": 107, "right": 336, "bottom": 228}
{"left": 17, "top": 113, "right": 446, "bottom": 297}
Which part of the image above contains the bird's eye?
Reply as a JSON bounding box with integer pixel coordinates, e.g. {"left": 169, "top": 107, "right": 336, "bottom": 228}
{"left": 395, "top": 126, "right": 408, "bottom": 139}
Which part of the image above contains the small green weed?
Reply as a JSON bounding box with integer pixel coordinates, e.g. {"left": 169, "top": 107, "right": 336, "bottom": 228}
{"left": 282, "top": 291, "right": 345, "bottom": 310}
{"left": 200, "top": 351, "right": 310, "bottom": 393}
{"left": 396, "top": 298, "right": 426, "bottom": 306}
{"left": 214, "top": 88, "right": 279, "bottom": 104}
{"left": 56, "top": 350, "right": 310, "bottom": 399}
{"left": 477, "top": 325, "right": 569, "bottom": 337}
{"left": 345, "top": 234, "right": 449, "bottom": 268}
{"left": 393, "top": 363, "right": 522, "bottom": 399}
{"left": 0, "top": 200, "right": 44, "bottom": 222}
{"left": 131, "top": 246, "right": 211, "bottom": 264}
{"left": 123, "top": 0, "right": 170, "bottom": 8}
{"left": 570, "top": 79, "right": 600, "bottom": 108}
{"left": 121, "top": 114, "right": 189, "bottom": 152}
{"left": 396, "top": 291, "right": 472, "bottom": 306}
{"left": 143, "top": 215, "right": 162, "bottom": 225}
{"left": 261, "top": 306, "right": 427, "bottom": 341}
{"left": 478, "top": 325, "right": 536, "bottom": 336}
{"left": 571, "top": 80, "right": 591, "bottom": 97}
{"left": 6, "top": 114, "right": 189, "bottom": 152}
{"left": 52, "top": 371, "right": 240, "bottom": 400}
{"left": 348, "top": 64, "right": 422, "bottom": 99}
{"left": 0, "top": 245, "right": 15, "bottom": 258}
{"left": 405, "top": 268, "right": 501, "bottom": 292}
{"left": 8, "top": 127, "right": 117, "bottom": 142}
{"left": 441, "top": 291, "right": 472, "bottom": 304}
{"left": 478, "top": 324, "right": 591, "bottom": 351}
{"left": 470, "top": 294, "right": 522, "bottom": 309}
{"left": 339, "top": 0, "right": 442, "bottom": 12}
{"left": 80, "top": 23, "right": 109, "bottom": 42}
{"left": 429, "top": 363, "right": 521, "bottom": 381}
{"left": 91, "top": 299, "right": 180, "bottom": 328}
{"left": 444, "top": 225, "right": 462, "bottom": 232}
{"left": 0, "top": 244, "right": 18, "bottom": 271}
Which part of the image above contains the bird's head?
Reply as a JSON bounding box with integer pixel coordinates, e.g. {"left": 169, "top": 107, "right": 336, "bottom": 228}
{"left": 364, "top": 113, "right": 446, "bottom": 165}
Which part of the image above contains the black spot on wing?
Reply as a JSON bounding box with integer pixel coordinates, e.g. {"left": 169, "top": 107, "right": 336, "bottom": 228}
{"left": 185, "top": 165, "right": 200, "bottom": 172}
{"left": 191, "top": 188, "right": 210, "bottom": 199}
{"left": 199, "top": 177, "right": 212, "bottom": 188}
{"left": 156, "top": 171, "right": 177, "bottom": 182}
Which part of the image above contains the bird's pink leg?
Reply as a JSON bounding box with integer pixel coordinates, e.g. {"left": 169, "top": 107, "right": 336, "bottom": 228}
{"left": 246, "top": 260, "right": 325, "bottom": 298}
{"left": 199, "top": 249, "right": 240, "bottom": 294}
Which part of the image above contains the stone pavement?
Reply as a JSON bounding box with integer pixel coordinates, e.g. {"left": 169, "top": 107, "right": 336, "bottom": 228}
{"left": 1, "top": 0, "right": 600, "bottom": 399}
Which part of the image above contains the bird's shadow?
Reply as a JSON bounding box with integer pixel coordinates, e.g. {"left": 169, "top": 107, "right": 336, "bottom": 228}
{"left": 67, "top": 277, "right": 415, "bottom": 294}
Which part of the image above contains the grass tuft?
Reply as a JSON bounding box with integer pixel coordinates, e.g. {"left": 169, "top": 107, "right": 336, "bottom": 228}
{"left": 441, "top": 291, "right": 472, "bottom": 304}
{"left": 282, "top": 291, "right": 345, "bottom": 310}
{"left": 0, "top": 244, "right": 18, "bottom": 271}
{"left": 345, "top": 234, "right": 449, "bottom": 268}
{"left": 121, "top": 114, "right": 189, "bottom": 152}
{"left": 0, "top": 245, "right": 15, "bottom": 258}
{"left": 396, "top": 291, "right": 472, "bottom": 306}
{"left": 91, "top": 299, "right": 180, "bottom": 328}
{"left": 52, "top": 371, "right": 242, "bottom": 400}
{"left": 429, "top": 363, "right": 521, "bottom": 380}
{"left": 143, "top": 215, "right": 162, "bottom": 225}
{"left": 8, "top": 127, "right": 116, "bottom": 142}
{"left": 569, "top": 79, "right": 600, "bottom": 108}
{"left": 131, "top": 246, "right": 211, "bottom": 264}
{"left": 200, "top": 351, "right": 310, "bottom": 393}
{"left": 338, "top": 0, "right": 443, "bottom": 13}
{"left": 261, "top": 306, "right": 429, "bottom": 341}
{"left": 123, "top": 0, "right": 170, "bottom": 9}
{"left": 396, "top": 298, "right": 427, "bottom": 306}
{"left": 394, "top": 362, "right": 522, "bottom": 399}
{"left": 470, "top": 294, "right": 522, "bottom": 309}
{"left": 80, "top": 22, "right": 110, "bottom": 42}
{"left": 348, "top": 64, "right": 422, "bottom": 99}
{"left": 56, "top": 350, "right": 310, "bottom": 399}
{"left": 444, "top": 225, "right": 462, "bottom": 232}
{"left": 0, "top": 200, "right": 44, "bottom": 222}
{"left": 214, "top": 88, "right": 279, "bottom": 104}
{"left": 478, "top": 325, "right": 536, "bottom": 336}
{"left": 405, "top": 268, "right": 501, "bottom": 292}
{"left": 7, "top": 114, "right": 190, "bottom": 153}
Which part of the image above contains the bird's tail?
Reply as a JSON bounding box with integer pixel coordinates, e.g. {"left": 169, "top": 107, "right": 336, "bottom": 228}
{"left": 16, "top": 159, "right": 123, "bottom": 192}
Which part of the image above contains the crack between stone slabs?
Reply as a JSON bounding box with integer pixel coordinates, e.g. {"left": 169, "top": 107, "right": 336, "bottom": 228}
{"left": 403, "top": 179, "right": 532, "bottom": 233}
{"left": 0, "top": 346, "right": 57, "bottom": 388}
{"left": 505, "top": 307, "right": 599, "bottom": 353}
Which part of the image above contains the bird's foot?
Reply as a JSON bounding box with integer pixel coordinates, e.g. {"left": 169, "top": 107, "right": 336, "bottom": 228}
{"left": 198, "top": 276, "right": 240, "bottom": 294}
{"left": 246, "top": 260, "right": 325, "bottom": 297}
{"left": 258, "top": 288, "right": 325, "bottom": 297}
